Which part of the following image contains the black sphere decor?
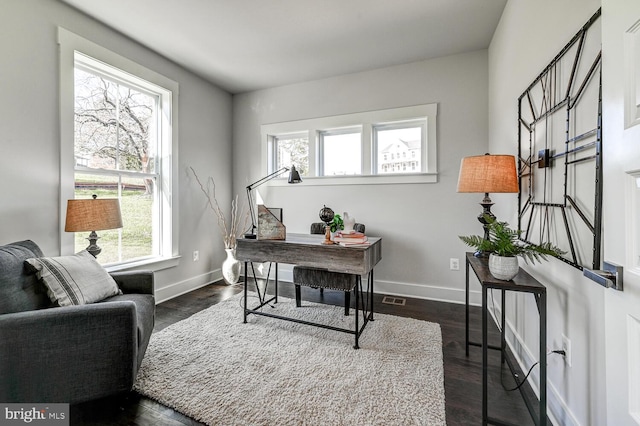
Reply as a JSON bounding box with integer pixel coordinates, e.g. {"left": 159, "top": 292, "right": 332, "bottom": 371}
{"left": 319, "top": 205, "right": 334, "bottom": 225}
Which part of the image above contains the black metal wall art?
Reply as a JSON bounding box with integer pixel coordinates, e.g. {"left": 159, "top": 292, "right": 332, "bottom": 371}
{"left": 518, "top": 9, "right": 602, "bottom": 271}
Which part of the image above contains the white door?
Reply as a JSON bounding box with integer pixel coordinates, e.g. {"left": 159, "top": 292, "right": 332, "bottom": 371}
{"left": 602, "top": 0, "right": 640, "bottom": 424}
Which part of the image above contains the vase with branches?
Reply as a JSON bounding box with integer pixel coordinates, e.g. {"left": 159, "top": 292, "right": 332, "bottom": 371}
{"left": 190, "top": 167, "right": 250, "bottom": 284}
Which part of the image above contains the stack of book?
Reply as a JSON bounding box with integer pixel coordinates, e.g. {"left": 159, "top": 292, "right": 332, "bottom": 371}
{"left": 334, "top": 231, "right": 369, "bottom": 247}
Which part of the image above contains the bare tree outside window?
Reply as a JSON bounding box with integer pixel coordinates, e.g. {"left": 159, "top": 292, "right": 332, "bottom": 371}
{"left": 275, "top": 136, "right": 309, "bottom": 176}
{"left": 74, "top": 69, "right": 156, "bottom": 192}
{"left": 73, "top": 67, "right": 159, "bottom": 264}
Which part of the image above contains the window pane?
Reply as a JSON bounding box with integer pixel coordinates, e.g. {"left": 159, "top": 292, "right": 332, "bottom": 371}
{"left": 74, "top": 69, "right": 117, "bottom": 170}
{"left": 118, "top": 175, "right": 155, "bottom": 262}
{"left": 74, "top": 68, "right": 157, "bottom": 174}
{"left": 74, "top": 173, "right": 155, "bottom": 264}
{"left": 376, "top": 126, "right": 422, "bottom": 174}
{"left": 276, "top": 136, "right": 309, "bottom": 175}
{"left": 322, "top": 132, "right": 361, "bottom": 175}
{"left": 117, "top": 85, "right": 156, "bottom": 173}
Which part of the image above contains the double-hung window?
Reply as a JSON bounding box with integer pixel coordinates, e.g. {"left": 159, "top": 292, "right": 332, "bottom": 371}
{"left": 59, "top": 29, "right": 179, "bottom": 268}
{"left": 263, "top": 104, "right": 437, "bottom": 185}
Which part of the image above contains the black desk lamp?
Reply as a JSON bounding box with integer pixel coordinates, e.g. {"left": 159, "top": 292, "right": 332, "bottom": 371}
{"left": 245, "top": 166, "right": 302, "bottom": 239}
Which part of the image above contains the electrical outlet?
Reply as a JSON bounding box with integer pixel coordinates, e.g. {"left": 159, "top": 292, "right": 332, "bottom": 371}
{"left": 562, "top": 334, "right": 572, "bottom": 367}
{"left": 193, "top": 250, "right": 199, "bottom": 262}
{"left": 450, "top": 258, "right": 460, "bottom": 271}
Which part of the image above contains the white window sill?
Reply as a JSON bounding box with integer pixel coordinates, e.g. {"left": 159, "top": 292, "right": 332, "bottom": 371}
{"left": 105, "top": 255, "right": 181, "bottom": 273}
{"left": 269, "top": 173, "right": 438, "bottom": 186}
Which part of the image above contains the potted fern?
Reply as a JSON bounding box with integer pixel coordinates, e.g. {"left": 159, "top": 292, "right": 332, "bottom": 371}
{"left": 459, "top": 215, "right": 564, "bottom": 280}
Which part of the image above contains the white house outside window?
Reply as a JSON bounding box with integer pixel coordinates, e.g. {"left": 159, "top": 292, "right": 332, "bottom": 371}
{"left": 373, "top": 121, "right": 423, "bottom": 175}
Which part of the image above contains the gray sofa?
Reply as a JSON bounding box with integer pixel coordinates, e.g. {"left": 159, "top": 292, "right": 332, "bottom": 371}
{"left": 0, "top": 240, "right": 155, "bottom": 404}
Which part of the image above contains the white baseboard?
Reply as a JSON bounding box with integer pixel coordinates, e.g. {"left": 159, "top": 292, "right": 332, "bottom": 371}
{"left": 158, "top": 267, "right": 482, "bottom": 308}
{"left": 240, "top": 263, "right": 482, "bottom": 306}
{"left": 240, "top": 263, "right": 483, "bottom": 306}
{"left": 374, "top": 279, "right": 482, "bottom": 306}
{"left": 491, "top": 304, "right": 580, "bottom": 426}
{"left": 155, "top": 269, "right": 221, "bottom": 304}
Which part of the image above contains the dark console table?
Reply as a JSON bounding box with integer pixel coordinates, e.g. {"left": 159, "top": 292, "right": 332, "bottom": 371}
{"left": 465, "top": 253, "right": 547, "bottom": 426}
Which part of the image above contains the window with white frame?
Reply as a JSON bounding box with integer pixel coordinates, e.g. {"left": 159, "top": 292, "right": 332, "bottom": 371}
{"left": 373, "top": 121, "right": 423, "bottom": 174}
{"left": 272, "top": 133, "right": 309, "bottom": 176}
{"left": 262, "top": 104, "right": 437, "bottom": 185}
{"left": 59, "top": 28, "right": 179, "bottom": 268}
{"left": 319, "top": 128, "right": 362, "bottom": 176}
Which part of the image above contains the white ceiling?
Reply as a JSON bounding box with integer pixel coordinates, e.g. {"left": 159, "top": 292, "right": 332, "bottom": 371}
{"left": 60, "top": 0, "right": 507, "bottom": 94}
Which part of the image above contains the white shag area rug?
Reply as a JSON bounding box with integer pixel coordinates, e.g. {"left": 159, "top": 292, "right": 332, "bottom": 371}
{"left": 134, "top": 293, "right": 446, "bottom": 426}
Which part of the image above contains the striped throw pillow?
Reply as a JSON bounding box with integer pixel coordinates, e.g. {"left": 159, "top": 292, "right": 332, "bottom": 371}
{"left": 24, "top": 250, "right": 121, "bottom": 306}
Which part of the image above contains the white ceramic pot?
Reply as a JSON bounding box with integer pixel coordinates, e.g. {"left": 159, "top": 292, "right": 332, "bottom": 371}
{"left": 488, "top": 254, "right": 519, "bottom": 281}
{"left": 222, "top": 248, "right": 240, "bottom": 285}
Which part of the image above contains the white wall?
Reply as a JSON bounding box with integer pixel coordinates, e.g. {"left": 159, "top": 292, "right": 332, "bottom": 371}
{"left": 489, "top": 1, "right": 606, "bottom": 425}
{"left": 3, "top": 1, "right": 612, "bottom": 421}
{"left": 233, "top": 50, "right": 489, "bottom": 303}
{"left": 0, "top": 0, "right": 234, "bottom": 301}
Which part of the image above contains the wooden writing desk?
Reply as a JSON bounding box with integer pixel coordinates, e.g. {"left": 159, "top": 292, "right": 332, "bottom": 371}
{"left": 236, "top": 233, "right": 382, "bottom": 349}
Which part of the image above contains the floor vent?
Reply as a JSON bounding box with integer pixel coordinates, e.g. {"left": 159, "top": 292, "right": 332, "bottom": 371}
{"left": 381, "top": 296, "right": 406, "bottom": 306}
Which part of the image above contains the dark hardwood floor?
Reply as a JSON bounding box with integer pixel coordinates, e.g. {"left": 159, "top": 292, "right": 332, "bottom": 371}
{"left": 71, "top": 281, "right": 538, "bottom": 425}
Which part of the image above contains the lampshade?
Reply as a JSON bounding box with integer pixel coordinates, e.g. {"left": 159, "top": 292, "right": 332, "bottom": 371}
{"left": 457, "top": 154, "right": 519, "bottom": 194}
{"left": 288, "top": 165, "right": 302, "bottom": 184}
{"left": 65, "top": 197, "right": 123, "bottom": 232}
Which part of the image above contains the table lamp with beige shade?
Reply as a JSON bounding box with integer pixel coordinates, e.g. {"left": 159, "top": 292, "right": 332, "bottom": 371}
{"left": 457, "top": 153, "right": 519, "bottom": 257}
{"left": 65, "top": 194, "right": 123, "bottom": 257}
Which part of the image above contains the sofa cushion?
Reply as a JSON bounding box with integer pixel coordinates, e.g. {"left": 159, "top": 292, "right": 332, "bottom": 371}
{"left": 101, "top": 293, "right": 155, "bottom": 367}
{"left": 25, "top": 250, "right": 121, "bottom": 306}
{"left": 0, "top": 240, "right": 53, "bottom": 314}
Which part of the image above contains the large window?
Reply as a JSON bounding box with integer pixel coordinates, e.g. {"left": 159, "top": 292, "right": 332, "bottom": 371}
{"left": 60, "top": 29, "right": 178, "bottom": 268}
{"left": 262, "top": 104, "right": 437, "bottom": 185}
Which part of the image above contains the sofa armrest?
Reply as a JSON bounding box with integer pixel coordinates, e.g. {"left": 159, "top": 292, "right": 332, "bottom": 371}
{"left": 0, "top": 302, "right": 138, "bottom": 404}
{"left": 110, "top": 270, "right": 154, "bottom": 295}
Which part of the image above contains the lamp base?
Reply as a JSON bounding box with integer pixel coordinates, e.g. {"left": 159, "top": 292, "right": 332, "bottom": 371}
{"left": 85, "top": 231, "right": 102, "bottom": 257}
{"left": 475, "top": 193, "right": 495, "bottom": 258}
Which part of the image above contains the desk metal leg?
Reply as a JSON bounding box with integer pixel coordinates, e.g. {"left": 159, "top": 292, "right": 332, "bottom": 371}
{"left": 539, "top": 292, "right": 547, "bottom": 426}
{"left": 482, "top": 285, "right": 488, "bottom": 425}
{"left": 243, "top": 261, "right": 248, "bottom": 324}
{"left": 354, "top": 275, "right": 360, "bottom": 349}
{"left": 501, "top": 289, "right": 506, "bottom": 365}
{"left": 466, "top": 258, "right": 470, "bottom": 357}
{"left": 275, "top": 263, "right": 279, "bottom": 303}
{"left": 369, "top": 271, "right": 374, "bottom": 321}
